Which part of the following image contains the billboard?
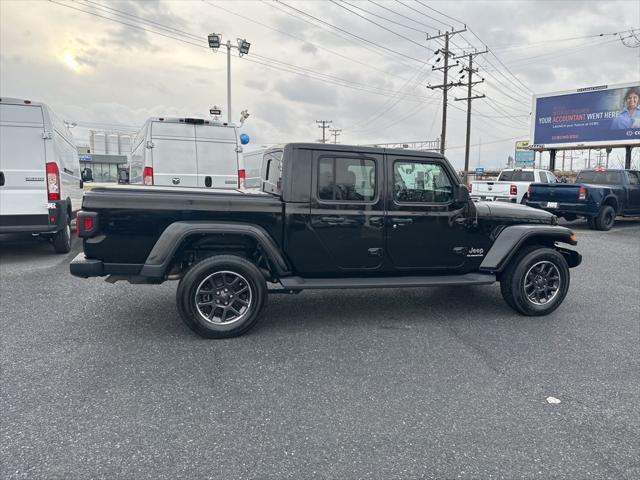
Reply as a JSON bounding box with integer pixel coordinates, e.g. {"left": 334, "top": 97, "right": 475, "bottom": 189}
{"left": 531, "top": 82, "right": 640, "bottom": 149}
{"left": 514, "top": 140, "right": 535, "bottom": 166}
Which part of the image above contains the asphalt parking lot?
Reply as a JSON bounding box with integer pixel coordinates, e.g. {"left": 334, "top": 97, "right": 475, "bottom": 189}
{"left": 1, "top": 219, "right": 639, "bottom": 480}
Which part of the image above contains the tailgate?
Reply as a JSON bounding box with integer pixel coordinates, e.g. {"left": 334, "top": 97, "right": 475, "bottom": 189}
{"left": 472, "top": 181, "right": 510, "bottom": 197}
{"left": 529, "top": 183, "right": 580, "bottom": 203}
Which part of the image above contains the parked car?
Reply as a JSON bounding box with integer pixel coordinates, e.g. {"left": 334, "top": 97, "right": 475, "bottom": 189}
{"left": 71, "top": 143, "right": 581, "bottom": 338}
{"left": 470, "top": 168, "right": 557, "bottom": 204}
{"left": 527, "top": 168, "right": 640, "bottom": 230}
{"left": 0, "top": 97, "right": 83, "bottom": 252}
{"left": 243, "top": 147, "right": 268, "bottom": 189}
{"left": 129, "top": 117, "right": 246, "bottom": 188}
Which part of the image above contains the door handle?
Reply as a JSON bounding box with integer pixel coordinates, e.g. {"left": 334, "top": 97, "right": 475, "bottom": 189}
{"left": 0, "top": 172, "right": 4, "bottom": 186}
{"left": 391, "top": 217, "right": 413, "bottom": 224}
{"left": 320, "top": 216, "right": 346, "bottom": 224}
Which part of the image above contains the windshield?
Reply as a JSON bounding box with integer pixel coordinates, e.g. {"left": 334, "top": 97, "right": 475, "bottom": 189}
{"left": 498, "top": 170, "right": 534, "bottom": 182}
{"left": 576, "top": 171, "right": 623, "bottom": 185}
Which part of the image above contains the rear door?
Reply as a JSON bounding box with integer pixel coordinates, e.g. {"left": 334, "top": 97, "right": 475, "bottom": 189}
{"left": 150, "top": 121, "right": 197, "bottom": 187}
{"left": 0, "top": 104, "right": 48, "bottom": 217}
{"left": 625, "top": 171, "right": 640, "bottom": 213}
{"left": 307, "top": 150, "right": 385, "bottom": 271}
{"left": 195, "top": 125, "right": 238, "bottom": 188}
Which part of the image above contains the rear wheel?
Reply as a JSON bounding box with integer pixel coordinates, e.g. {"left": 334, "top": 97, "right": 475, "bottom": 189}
{"left": 594, "top": 205, "right": 615, "bottom": 231}
{"left": 520, "top": 195, "right": 528, "bottom": 205}
{"left": 500, "top": 246, "right": 570, "bottom": 316}
{"left": 176, "top": 255, "right": 267, "bottom": 338}
{"left": 52, "top": 217, "right": 71, "bottom": 253}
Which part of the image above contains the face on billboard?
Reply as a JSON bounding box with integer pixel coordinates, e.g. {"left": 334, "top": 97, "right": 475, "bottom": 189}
{"left": 533, "top": 84, "right": 640, "bottom": 147}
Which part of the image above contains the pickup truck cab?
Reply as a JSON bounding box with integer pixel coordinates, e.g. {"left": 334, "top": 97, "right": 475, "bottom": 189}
{"left": 71, "top": 143, "right": 581, "bottom": 338}
{"left": 470, "top": 168, "right": 557, "bottom": 204}
{"left": 528, "top": 168, "right": 640, "bottom": 230}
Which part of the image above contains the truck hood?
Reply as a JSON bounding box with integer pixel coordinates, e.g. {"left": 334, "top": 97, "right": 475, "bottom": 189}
{"left": 474, "top": 201, "right": 557, "bottom": 225}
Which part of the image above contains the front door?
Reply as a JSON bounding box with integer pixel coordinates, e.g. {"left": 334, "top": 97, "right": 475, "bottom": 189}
{"left": 386, "top": 156, "right": 470, "bottom": 272}
{"left": 308, "top": 151, "right": 385, "bottom": 272}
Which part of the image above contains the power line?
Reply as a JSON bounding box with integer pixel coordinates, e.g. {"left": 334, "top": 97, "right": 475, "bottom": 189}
{"left": 396, "top": 0, "right": 455, "bottom": 30}
{"left": 203, "top": 0, "right": 414, "bottom": 82}
{"left": 274, "top": 0, "right": 430, "bottom": 65}
{"left": 369, "top": 0, "right": 439, "bottom": 31}
{"left": 336, "top": 0, "right": 431, "bottom": 36}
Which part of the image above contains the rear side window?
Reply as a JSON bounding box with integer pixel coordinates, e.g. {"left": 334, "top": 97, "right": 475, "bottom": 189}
{"left": 627, "top": 171, "right": 639, "bottom": 185}
{"left": 318, "top": 157, "right": 376, "bottom": 202}
{"left": 394, "top": 161, "right": 452, "bottom": 203}
{"left": 498, "top": 170, "right": 535, "bottom": 182}
{"left": 576, "top": 171, "right": 623, "bottom": 185}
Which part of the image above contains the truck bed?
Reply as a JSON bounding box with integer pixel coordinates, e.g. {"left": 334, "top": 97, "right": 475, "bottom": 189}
{"left": 81, "top": 185, "right": 284, "bottom": 264}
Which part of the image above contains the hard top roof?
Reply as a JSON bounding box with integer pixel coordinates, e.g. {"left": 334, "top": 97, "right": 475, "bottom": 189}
{"left": 284, "top": 142, "right": 445, "bottom": 158}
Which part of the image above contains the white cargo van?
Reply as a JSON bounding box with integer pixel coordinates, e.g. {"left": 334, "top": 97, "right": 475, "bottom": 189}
{"left": 129, "top": 117, "right": 245, "bottom": 189}
{"left": 0, "top": 97, "right": 83, "bottom": 253}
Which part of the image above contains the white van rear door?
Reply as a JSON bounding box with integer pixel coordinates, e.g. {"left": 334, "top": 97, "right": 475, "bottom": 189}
{"left": 150, "top": 121, "right": 197, "bottom": 187}
{"left": 0, "top": 104, "right": 48, "bottom": 216}
{"left": 195, "top": 125, "right": 238, "bottom": 188}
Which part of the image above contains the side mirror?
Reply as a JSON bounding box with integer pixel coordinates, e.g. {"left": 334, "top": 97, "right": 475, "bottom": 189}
{"left": 453, "top": 184, "right": 470, "bottom": 205}
{"left": 81, "top": 168, "right": 93, "bottom": 182}
{"left": 118, "top": 169, "right": 130, "bottom": 184}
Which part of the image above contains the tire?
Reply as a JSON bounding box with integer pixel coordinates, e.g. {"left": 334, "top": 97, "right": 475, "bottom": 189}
{"left": 52, "top": 218, "right": 72, "bottom": 254}
{"left": 594, "top": 205, "right": 615, "bottom": 231}
{"left": 176, "top": 255, "right": 267, "bottom": 338}
{"left": 520, "top": 195, "right": 528, "bottom": 205}
{"left": 500, "top": 246, "right": 570, "bottom": 316}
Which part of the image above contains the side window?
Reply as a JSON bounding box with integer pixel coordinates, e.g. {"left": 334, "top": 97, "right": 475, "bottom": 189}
{"left": 539, "top": 172, "right": 549, "bottom": 183}
{"left": 317, "top": 157, "right": 376, "bottom": 202}
{"left": 394, "top": 161, "right": 453, "bottom": 203}
{"left": 627, "top": 171, "right": 640, "bottom": 185}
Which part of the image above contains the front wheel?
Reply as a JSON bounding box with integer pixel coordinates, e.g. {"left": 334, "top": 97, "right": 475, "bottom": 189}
{"left": 176, "top": 255, "right": 267, "bottom": 338}
{"left": 500, "top": 246, "right": 570, "bottom": 316}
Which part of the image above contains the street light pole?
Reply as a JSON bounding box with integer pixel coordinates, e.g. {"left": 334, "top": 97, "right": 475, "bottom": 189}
{"left": 208, "top": 33, "right": 250, "bottom": 125}
{"left": 226, "top": 40, "right": 232, "bottom": 124}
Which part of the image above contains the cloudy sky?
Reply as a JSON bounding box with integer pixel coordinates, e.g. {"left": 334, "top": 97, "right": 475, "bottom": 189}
{"left": 1, "top": 0, "right": 639, "bottom": 169}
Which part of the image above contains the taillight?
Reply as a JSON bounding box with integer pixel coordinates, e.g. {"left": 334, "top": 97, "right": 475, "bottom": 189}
{"left": 578, "top": 186, "right": 587, "bottom": 201}
{"left": 77, "top": 211, "right": 98, "bottom": 238}
{"left": 467, "top": 183, "right": 473, "bottom": 193}
{"left": 238, "top": 169, "right": 246, "bottom": 189}
{"left": 510, "top": 184, "right": 517, "bottom": 196}
{"left": 143, "top": 166, "right": 153, "bottom": 186}
{"left": 46, "top": 162, "right": 60, "bottom": 201}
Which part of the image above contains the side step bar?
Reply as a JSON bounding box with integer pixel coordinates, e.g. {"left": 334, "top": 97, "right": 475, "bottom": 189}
{"left": 279, "top": 273, "right": 496, "bottom": 290}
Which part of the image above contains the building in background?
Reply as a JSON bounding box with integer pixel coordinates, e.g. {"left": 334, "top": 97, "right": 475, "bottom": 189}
{"left": 78, "top": 130, "right": 134, "bottom": 182}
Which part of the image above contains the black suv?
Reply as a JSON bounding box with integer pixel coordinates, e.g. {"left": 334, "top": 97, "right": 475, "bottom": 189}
{"left": 71, "top": 143, "right": 581, "bottom": 338}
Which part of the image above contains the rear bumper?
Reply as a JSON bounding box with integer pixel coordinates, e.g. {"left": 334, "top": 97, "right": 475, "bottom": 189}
{"left": 70, "top": 252, "right": 143, "bottom": 278}
{"left": 471, "top": 195, "right": 517, "bottom": 203}
{"left": 527, "top": 201, "right": 596, "bottom": 217}
{"left": 0, "top": 200, "right": 69, "bottom": 233}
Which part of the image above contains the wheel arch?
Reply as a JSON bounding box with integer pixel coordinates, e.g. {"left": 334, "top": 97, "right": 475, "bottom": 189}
{"left": 139, "top": 221, "right": 291, "bottom": 279}
{"left": 480, "top": 224, "right": 579, "bottom": 274}
{"left": 601, "top": 195, "right": 619, "bottom": 213}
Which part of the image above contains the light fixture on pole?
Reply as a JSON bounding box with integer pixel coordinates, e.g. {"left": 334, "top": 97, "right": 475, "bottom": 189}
{"left": 207, "top": 32, "right": 251, "bottom": 124}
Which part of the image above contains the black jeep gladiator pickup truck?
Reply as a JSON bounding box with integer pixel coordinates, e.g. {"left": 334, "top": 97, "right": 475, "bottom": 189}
{"left": 71, "top": 143, "right": 582, "bottom": 338}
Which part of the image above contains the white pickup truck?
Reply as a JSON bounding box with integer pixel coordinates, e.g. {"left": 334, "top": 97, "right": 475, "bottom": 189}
{"left": 469, "top": 168, "right": 558, "bottom": 204}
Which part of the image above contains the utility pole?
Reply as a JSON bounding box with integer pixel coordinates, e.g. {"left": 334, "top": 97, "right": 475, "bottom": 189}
{"left": 329, "top": 128, "right": 342, "bottom": 144}
{"left": 453, "top": 49, "right": 487, "bottom": 182}
{"left": 427, "top": 27, "right": 466, "bottom": 155}
{"left": 316, "top": 120, "right": 332, "bottom": 144}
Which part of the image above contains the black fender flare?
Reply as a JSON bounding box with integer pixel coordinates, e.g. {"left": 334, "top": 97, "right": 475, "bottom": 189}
{"left": 600, "top": 194, "right": 619, "bottom": 213}
{"left": 479, "top": 224, "right": 579, "bottom": 273}
{"left": 139, "top": 221, "right": 291, "bottom": 278}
